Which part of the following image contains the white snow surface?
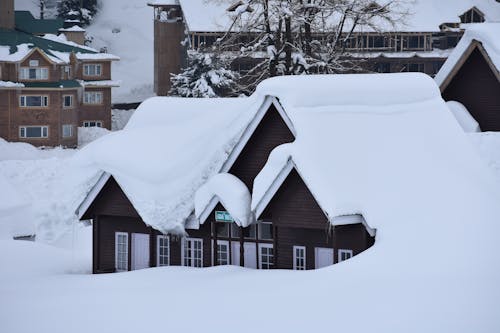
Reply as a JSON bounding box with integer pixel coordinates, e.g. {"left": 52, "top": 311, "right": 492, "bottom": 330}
{"left": 195, "top": 173, "right": 253, "bottom": 227}
{"left": 85, "top": 0, "right": 156, "bottom": 103}
{"left": 446, "top": 100, "right": 481, "bottom": 132}
{"left": 0, "top": 80, "right": 24, "bottom": 87}
{"left": 435, "top": 23, "right": 500, "bottom": 87}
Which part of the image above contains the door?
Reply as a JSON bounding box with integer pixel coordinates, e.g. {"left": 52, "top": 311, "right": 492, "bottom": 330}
{"left": 315, "top": 247, "right": 333, "bottom": 269}
{"left": 231, "top": 242, "right": 257, "bottom": 268}
{"left": 131, "top": 233, "right": 150, "bottom": 270}
{"left": 215, "top": 240, "right": 229, "bottom": 265}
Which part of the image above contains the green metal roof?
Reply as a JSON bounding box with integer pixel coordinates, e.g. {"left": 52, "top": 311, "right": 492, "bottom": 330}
{"left": 15, "top": 11, "right": 64, "bottom": 35}
{"left": 0, "top": 28, "right": 96, "bottom": 62}
{"left": 23, "top": 80, "right": 81, "bottom": 89}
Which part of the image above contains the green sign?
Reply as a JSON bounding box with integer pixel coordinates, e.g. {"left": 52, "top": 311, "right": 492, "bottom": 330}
{"left": 215, "top": 210, "right": 234, "bottom": 222}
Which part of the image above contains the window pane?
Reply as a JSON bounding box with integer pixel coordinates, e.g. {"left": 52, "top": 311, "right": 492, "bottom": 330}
{"left": 243, "top": 224, "right": 256, "bottom": 239}
{"left": 26, "top": 96, "right": 42, "bottom": 106}
{"left": 26, "top": 127, "right": 42, "bottom": 137}
{"left": 259, "top": 222, "right": 273, "bottom": 240}
{"left": 216, "top": 223, "right": 229, "bottom": 237}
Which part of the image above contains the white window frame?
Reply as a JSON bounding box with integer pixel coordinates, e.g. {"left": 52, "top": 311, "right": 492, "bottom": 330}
{"left": 19, "top": 67, "right": 48, "bottom": 80}
{"left": 115, "top": 232, "right": 129, "bottom": 272}
{"left": 19, "top": 126, "right": 48, "bottom": 138}
{"left": 63, "top": 95, "right": 73, "bottom": 108}
{"left": 19, "top": 95, "right": 49, "bottom": 108}
{"left": 258, "top": 243, "right": 274, "bottom": 269}
{"left": 83, "top": 91, "right": 103, "bottom": 105}
{"left": 83, "top": 63, "right": 102, "bottom": 77}
{"left": 293, "top": 245, "right": 306, "bottom": 270}
{"left": 338, "top": 249, "right": 353, "bottom": 263}
{"left": 83, "top": 120, "right": 103, "bottom": 128}
{"left": 62, "top": 124, "right": 73, "bottom": 138}
{"left": 181, "top": 237, "right": 203, "bottom": 267}
{"left": 157, "top": 235, "right": 170, "bottom": 266}
{"left": 29, "top": 60, "right": 39, "bottom": 67}
{"left": 216, "top": 240, "right": 229, "bottom": 266}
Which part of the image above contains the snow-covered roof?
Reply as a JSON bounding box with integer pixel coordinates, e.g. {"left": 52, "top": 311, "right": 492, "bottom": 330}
{"left": 177, "top": 0, "right": 500, "bottom": 33}
{"left": 446, "top": 101, "right": 481, "bottom": 133}
{"left": 435, "top": 23, "right": 500, "bottom": 89}
{"left": 59, "top": 25, "right": 86, "bottom": 32}
{"left": 77, "top": 72, "right": 499, "bottom": 239}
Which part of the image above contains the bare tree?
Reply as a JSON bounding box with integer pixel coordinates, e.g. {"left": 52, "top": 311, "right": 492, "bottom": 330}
{"left": 207, "top": 0, "right": 412, "bottom": 94}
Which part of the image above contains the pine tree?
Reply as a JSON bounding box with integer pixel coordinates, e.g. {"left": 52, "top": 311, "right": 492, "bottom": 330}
{"left": 169, "top": 51, "right": 240, "bottom": 98}
{"left": 57, "top": 0, "right": 98, "bottom": 26}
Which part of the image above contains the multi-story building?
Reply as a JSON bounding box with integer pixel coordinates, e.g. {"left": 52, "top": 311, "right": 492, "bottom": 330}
{"left": 148, "top": 0, "right": 499, "bottom": 96}
{"left": 0, "top": 0, "right": 119, "bottom": 147}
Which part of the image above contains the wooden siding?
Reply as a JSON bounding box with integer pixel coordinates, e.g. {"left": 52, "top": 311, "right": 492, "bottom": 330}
{"left": 85, "top": 176, "right": 141, "bottom": 219}
{"left": 229, "top": 104, "right": 295, "bottom": 189}
{"left": 262, "top": 168, "right": 328, "bottom": 230}
{"left": 442, "top": 47, "right": 500, "bottom": 131}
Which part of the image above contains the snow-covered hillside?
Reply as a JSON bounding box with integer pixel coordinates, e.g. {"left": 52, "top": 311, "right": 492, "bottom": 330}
{"left": 85, "top": 0, "right": 155, "bottom": 103}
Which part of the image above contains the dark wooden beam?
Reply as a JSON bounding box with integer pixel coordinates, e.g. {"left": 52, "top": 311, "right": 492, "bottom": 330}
{"left": 239, "top": 226, "right": 244, "bottom": 267}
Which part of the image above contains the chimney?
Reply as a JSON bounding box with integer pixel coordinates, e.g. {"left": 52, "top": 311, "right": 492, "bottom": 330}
{"left": 0, "top": 0, "right": 15, "bottom": 30}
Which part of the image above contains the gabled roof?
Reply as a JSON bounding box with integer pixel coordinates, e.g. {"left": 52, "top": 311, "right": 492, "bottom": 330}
{"left": 435, "top": 23, "right": 500, "bottom": 91}
{"left": 15, "top": 11, "right": 64, "bottom": 35}
{"left": 76, "top": 94, "right": 295, "bottom": 233}
{"left": 0, "top": 28, "right": 95, "bottom": 63}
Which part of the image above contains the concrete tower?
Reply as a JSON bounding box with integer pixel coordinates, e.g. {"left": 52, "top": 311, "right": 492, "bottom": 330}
{"left": 148, "top": 2, "right": 187, "bottom": 96}
{"left": 0, "top": 0, "right": 15, "bottom": 30}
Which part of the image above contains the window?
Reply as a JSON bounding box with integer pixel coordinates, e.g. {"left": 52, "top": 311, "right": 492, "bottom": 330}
{"left": 19, "top": 67, "right": 48, "bottom": 80}
{"left": 258, "top": 221, "right": 273, "bottom": 240}
{"left": 214, "top": 222, "right": 229, "bottom": 238}
{"left": 62, "top": 124, "right": 73, "bottom": 138}
{"left": 29, "top": 60, "right": 39, "bottom": 67}
{"left": 83, "top": 64, "right": 102, "bottom": 76}
{"left": 259, "top": 244, "right": 274, "bottom": 269}
{"left": 63, "top": 95, "right": 73, "bottom": 108}
{"left": 83, "top": 121, "right": 102, "bottom": 127}
{"left": 20, "top": 95, "right": 48, "bottom": 107}
{"left": 115, "top": 232, "right": 129, "bottom": 272}
{"left": 157, "top": 235, "right": 170, "bottom": 266}
{"left": 216, "top": 240, "right": 229, "bottom": 265}
{"left": 231, "top": 223, "right": 256, "bottom": 239}
{"left": 375, "top": 62, "right": 391, "bottom": 73}
{"left": 84, "top": 91, "right": 103, "bottom": 104}
{"left": 402, "top": 63, "right": 424, "bottom": 73}
{"left": 293, "top": 246, "right": 306, "bottom": 270}
{"left": 338, "top": 249, "right": 353, "bottom": 262}
{"left": 19, "top": 126, "right": 48, "bottom": 138}
{"left": 182, "top": 238, "right": 203, "bottom": 267}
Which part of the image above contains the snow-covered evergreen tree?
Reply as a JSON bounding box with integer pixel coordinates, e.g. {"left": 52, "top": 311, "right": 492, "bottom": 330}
{"left": 170, "top": 51, "right": 239, "bottom": 98}
{"left": 57, "top": 0, "right": 98, "bottom": 26}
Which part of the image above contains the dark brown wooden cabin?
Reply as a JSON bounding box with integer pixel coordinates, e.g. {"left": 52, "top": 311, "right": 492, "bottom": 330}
{"left": 440, "top": 41, "right": 500, "bottom": 132}
{"left": 79, "top": 97, "right": 374, "bottom": 273}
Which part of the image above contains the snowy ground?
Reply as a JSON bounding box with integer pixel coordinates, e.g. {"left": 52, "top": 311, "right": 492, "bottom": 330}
{"left": 0, "top": 131, "right": 499, "bottom": 332}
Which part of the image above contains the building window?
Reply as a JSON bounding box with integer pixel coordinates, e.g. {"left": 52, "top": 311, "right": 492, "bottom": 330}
{"left": 19, "top": 126, "right": 48, "bottom": 138}
{"left": 375, "top": 62, "right": 391, "bottom": 73}
{"left": 258, "top": 221, "right": 273, "bottom": 240}
{"left": 62, "top": 124, "right": 73, "bottom": 138}
{"left": 29, "top": 60, "right": 39, "bottom": 67}
{"left": 182, "top": 238, "right": 203, "bottom": 267}
{"left": 259, "top": 244, "right": 274, "bottom": 269}
{"left": 157, "top": 235, "right": 170, "bottom": 266}
{"left": 214, "top": 222, "right": 230, "bottom": 238}
{"left": 216, "top": 240, "right": 229, "bottom": 265}
{"left": 63, "top": 95, "right": 73, "bottom": 108}
{"left": 402, "top": 63, "right": 424, "bottom": 72}
{"left": 20, "top": 95, "right": 49, "bottom": 107}
{"left": 84, "top": 91, "right": 103, "bottom": 104}
{"left": 338, "top": 249, "right": 353, "bottom": 262}
{"left": 460, "top": 8, "right": 485, "bottom": 24}
{"left": 231, "top": 223, "right": 256, "bottom": 239}
{"left": 83, "top": 64, "right": 102, "bottom": 76}
{"left": 293, "top": 246, "right": 306, "bottom": 270}
{"left": 19, "top": 67, "right": 48, "bottom": 80}
{"left": 83, "top": 121, "right": 102, "bottom": 127}
{"left": 115, "top": 232, "right": 129, "bottom": 272}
